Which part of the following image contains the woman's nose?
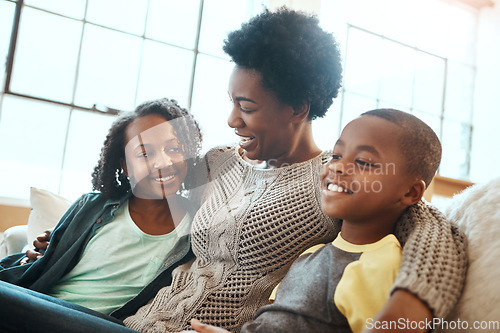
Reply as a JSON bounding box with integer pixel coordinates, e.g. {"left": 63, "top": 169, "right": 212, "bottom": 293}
{"left": 227, "top": 106, "right": 244, "bottom": 129}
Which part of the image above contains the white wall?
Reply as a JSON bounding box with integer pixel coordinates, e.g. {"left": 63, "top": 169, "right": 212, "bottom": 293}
{"left": 470, "top": 0, "right": 500, "bottom": 183}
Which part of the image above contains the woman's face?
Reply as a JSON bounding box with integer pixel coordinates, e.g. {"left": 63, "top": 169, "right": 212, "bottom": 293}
{"left": 227, "top": 66, "right": 297, "bottom": 166}
{"left": 122, "top": 114, "right": 187, "bottom": 199}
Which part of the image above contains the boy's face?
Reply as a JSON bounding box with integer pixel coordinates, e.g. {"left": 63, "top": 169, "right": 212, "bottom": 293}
{"left": 321, "top": 115, "right": 414, "bottom": 224}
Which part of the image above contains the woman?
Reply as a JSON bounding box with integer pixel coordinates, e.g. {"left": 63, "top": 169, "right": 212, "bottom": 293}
{"left": 123, "top": 8, "right": 466, "bottom": 333}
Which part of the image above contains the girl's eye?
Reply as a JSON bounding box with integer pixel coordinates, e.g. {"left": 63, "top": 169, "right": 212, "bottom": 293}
{"left": 331, "top": 154, "right": 341, "bottom": 161}
{"left": 166, "top": 147, "right": 181, "bottom": 153}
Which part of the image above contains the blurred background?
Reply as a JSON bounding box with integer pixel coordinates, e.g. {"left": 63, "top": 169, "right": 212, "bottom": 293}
{"left": 0, "top": 0, "right": 498, "bottom": 203}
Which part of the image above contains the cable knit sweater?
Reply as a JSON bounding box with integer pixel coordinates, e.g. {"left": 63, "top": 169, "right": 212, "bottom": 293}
{"left": 124, "top": 146, "right": 467, "bottom": 332}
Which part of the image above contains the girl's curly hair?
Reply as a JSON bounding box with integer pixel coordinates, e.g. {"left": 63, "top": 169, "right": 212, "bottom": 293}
{"left": 91, "top": 98, "right": 202, "bottom": 200}
{"left": 223, "top": 7, "right": 343, "bottom": 120}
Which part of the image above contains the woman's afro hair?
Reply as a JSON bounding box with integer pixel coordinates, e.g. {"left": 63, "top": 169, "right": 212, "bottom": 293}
{"left": 223, "top": 7, "right": 343, "bottom": 120}
{"left": 91, "top": 98, "right": 202, "bottom": 200}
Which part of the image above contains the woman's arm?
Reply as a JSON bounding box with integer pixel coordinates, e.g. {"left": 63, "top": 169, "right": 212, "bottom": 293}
{"left": 392, "top": 201, "right": 468, "bottom": 319}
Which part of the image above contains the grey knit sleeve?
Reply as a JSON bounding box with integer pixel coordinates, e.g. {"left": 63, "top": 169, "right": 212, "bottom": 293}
{"left": 393, "top": 200, "right": 468, "bottom": 318}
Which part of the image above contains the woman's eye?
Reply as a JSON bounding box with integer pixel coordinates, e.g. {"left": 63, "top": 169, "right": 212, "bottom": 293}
{"left": 331, "top": 154, "right": 341, "bottom": 161}
{"left": 240, "top": 107, "right": 255, "bottom": 113}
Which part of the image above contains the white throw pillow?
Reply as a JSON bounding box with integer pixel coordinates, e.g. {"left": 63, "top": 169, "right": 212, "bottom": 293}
{"left": 26, "top": 187, "right": 72, "bottom": 248}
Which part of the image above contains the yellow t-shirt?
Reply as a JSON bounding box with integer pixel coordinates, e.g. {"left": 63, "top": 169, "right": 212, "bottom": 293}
{"left": 269, "top": 233, "right": 402, "bottom": 333}
{"left": 333, "top": 233, "right": 402, "bottom": 333}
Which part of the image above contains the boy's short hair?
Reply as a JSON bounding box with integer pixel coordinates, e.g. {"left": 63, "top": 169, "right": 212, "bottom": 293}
{"left": 361, "top": 108, "right": 441, "bottom": 187}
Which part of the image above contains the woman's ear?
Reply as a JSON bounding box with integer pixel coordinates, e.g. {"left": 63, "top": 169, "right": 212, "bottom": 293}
{"left": 120, "top": 158, "right": 129, "bottom": 177}
{"left": 291, "top": 103, "right": 310, "bottom": 123}
{"left": 401, "top": 179, "right": 426, "bottom": 206}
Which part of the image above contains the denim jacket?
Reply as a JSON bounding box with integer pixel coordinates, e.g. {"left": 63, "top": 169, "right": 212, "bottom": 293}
{"left": 0, "top": 191, "right": 195, "bottom": 320}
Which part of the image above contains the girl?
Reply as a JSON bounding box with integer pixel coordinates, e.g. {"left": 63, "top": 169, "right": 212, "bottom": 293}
{"left": 0, "top": 98, "right": 203, "bottom": 328}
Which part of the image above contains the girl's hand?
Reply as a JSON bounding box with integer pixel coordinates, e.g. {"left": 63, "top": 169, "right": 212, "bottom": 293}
{"left": 21, "top": 230, "right": 51, "bottom": 264}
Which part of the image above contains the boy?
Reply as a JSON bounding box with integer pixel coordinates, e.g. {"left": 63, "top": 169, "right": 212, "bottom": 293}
{"left": 192, "top": 108, "right": 443, "bottom": 333}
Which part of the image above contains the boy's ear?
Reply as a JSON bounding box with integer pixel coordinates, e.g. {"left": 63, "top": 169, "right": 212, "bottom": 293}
{"left": 401, "top": 180, "right": 426, "bottom": 206}
{"left": 291, "top": 103, "right": 310, "bottom": 123}
{"left": 120, "top": 158, "right": 129, "bottom": 177}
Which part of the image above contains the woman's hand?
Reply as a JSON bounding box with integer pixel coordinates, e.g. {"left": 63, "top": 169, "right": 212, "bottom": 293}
{"left": 190, "top": 319, "right": 230, "bottom": 333}
{"left": 20, "top": 230, "right": 51, "bottom": 265}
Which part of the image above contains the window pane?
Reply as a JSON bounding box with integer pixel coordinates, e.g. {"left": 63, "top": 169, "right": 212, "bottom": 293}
{"left": 440, "top": 120, "right": 471, "bottom": 179}
{"left": 0, "top": 0, "right": 15, "bottom": 92}
{"left": 444, "top": 62, "right": 474, "bottom": 123}
{"left": 86, "top": 0, "right": 148, "bottom": 35}
{"left": 198, "top": 0, "right": 266, "bottom": 58}
{"left": 412, "top": 53, "right": 445, "bottom": 116}
{"left": 25, "top": 0, "right": 86, "bottom": 19}
{"left": 146, "top": 0, "right": 200, "bottom": 49}
{"left": 343, "top": 29, "right": 382, "bottom": 99}
{"left": 10, "top": 7, "right": 82, "bottom": 102}
{"left": 59, "top": 110, "right": 116, "bottom": 200}
{"left": 340, "top": 91, "right": 377, "bottom": 128}
{"left": 414, "top": 0, "right": 449, "bottom": 58}
{"left": 0, "top": 96, "right": 69, "bottom": 199}
{"left": 313, "top": 95, "right": 343, "bottom": 152}
{"left": 378, "top": 40, "right": 415, "bottom": 109}
{"left": 190, "top": 54, "right": 234, "bottom": 153}
{"left": 442, "top": 3, "right": 477, "bottom": 65}
{"left": 136, "top": 40, "right": 194, "bottom": 108}
{"left": 74, "top": 24, "right": 142, "bottom": 111}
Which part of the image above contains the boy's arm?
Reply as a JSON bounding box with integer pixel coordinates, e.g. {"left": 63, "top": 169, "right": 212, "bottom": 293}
{"left": 363, "top": 289, "right": 432, "bottom": 333}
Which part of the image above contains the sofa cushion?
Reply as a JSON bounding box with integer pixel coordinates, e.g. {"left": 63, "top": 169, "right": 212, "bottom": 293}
{"left": 26, "top": 187, "right": 71, "bottom": 248}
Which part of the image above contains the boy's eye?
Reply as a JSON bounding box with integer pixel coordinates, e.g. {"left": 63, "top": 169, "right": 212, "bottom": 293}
{"left": 356, "top": 160, "right": 374, "bottom": 166}
{"left": 356, "top": 160, "right": 378, "bottom": 171}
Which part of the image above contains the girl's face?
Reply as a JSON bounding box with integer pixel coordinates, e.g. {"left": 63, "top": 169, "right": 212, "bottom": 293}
{"left": 122, "top": 114, "right": 187, "bottom": 200}
{"left": 227, "top": 66, "right": 297, "bottom": 166}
